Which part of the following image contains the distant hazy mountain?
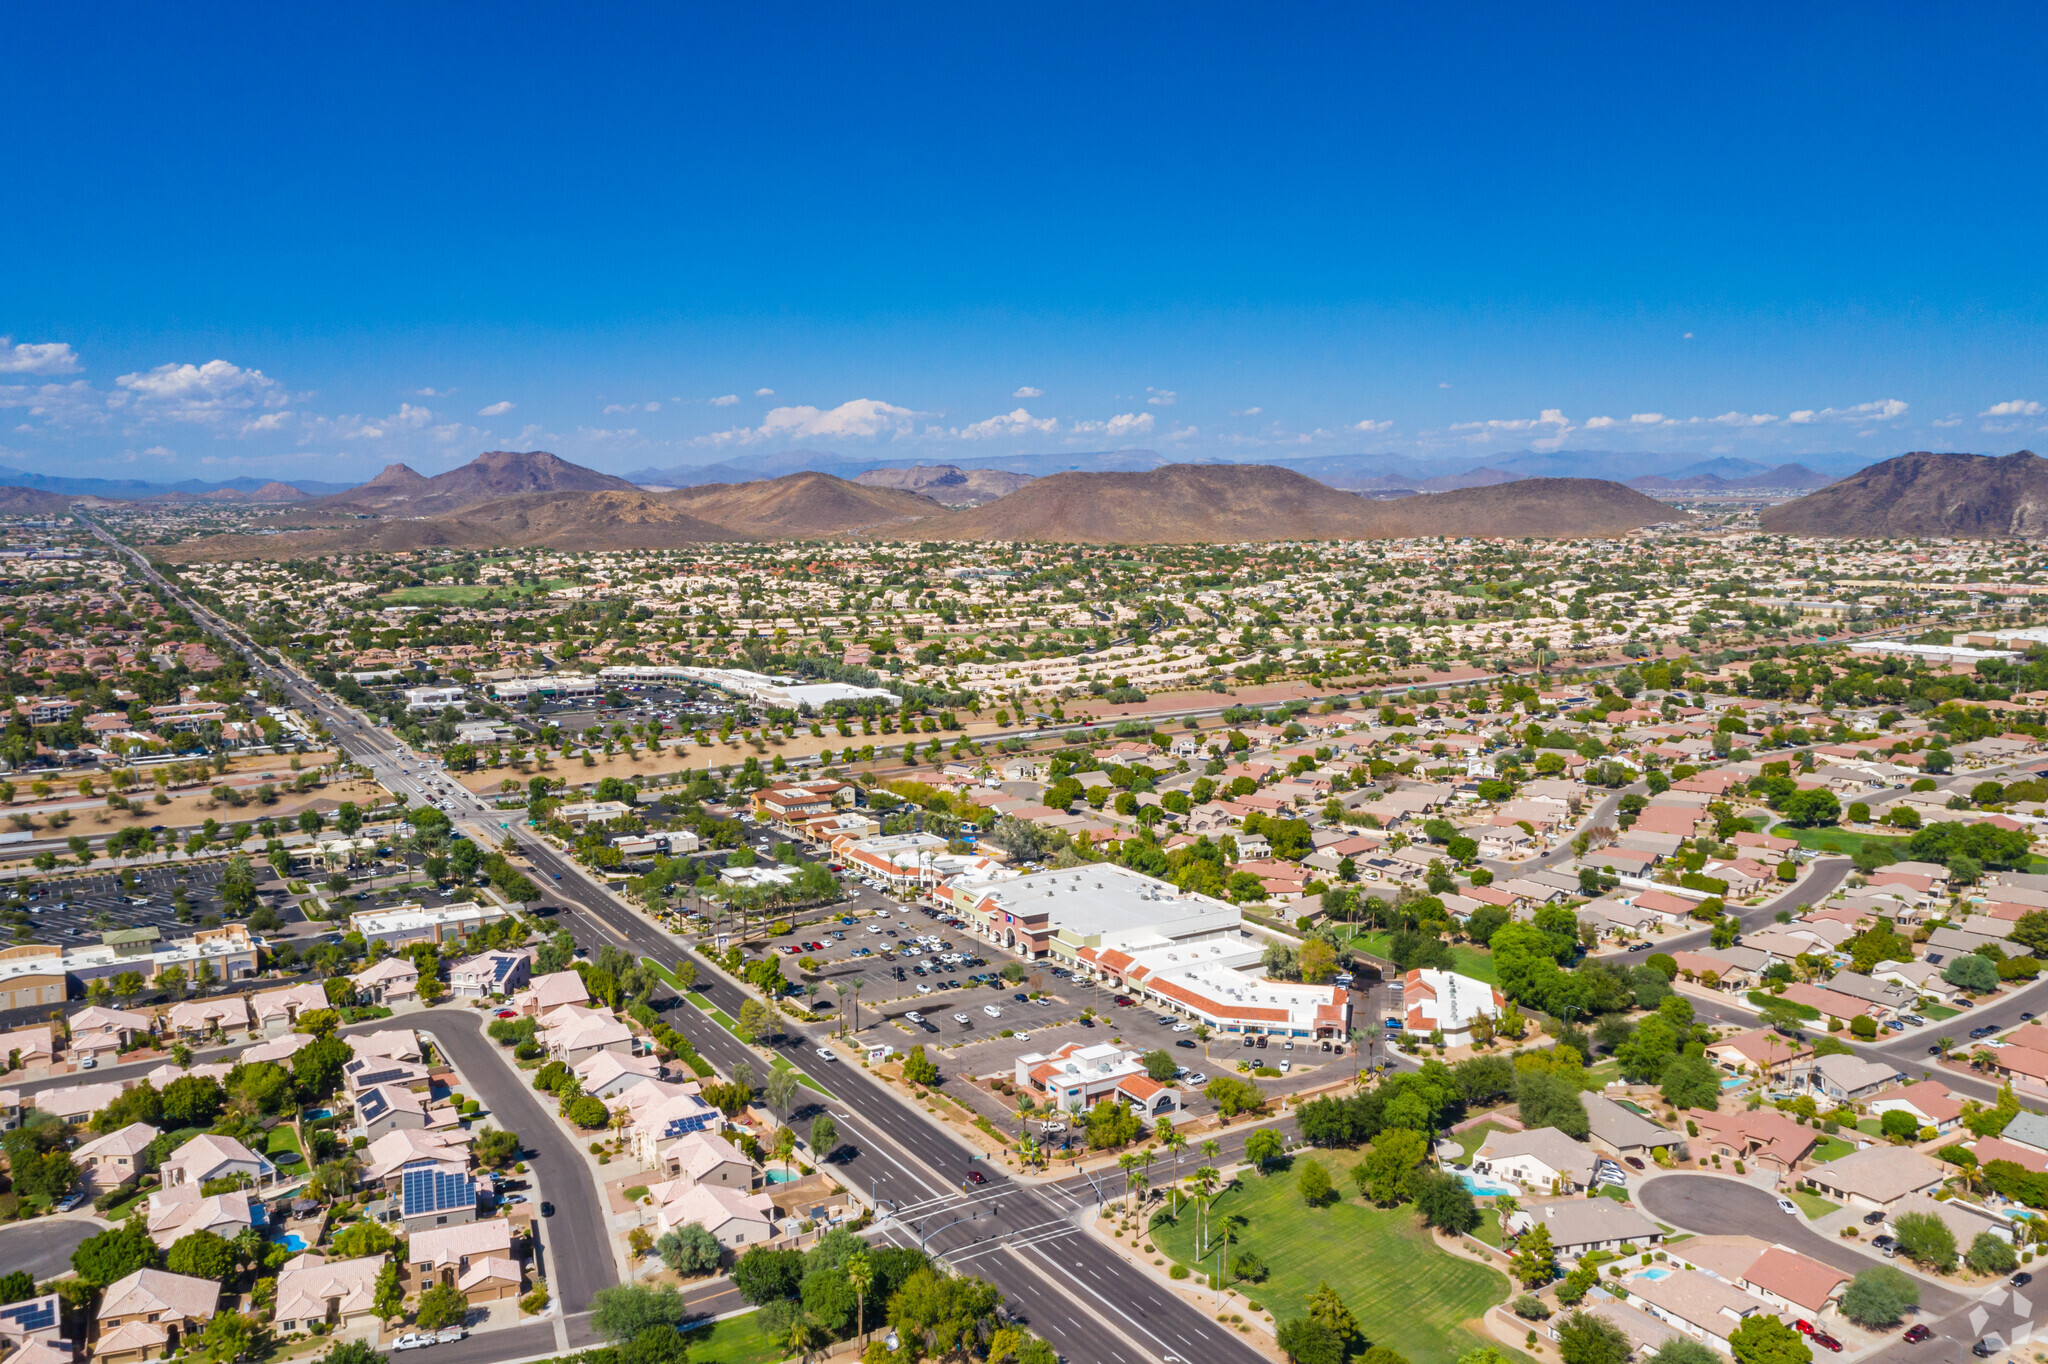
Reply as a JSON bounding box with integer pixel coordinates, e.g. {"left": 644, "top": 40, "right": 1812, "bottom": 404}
{"left": 1628, "top": 464, "right": 1832, "bottom": 492}
{"left": 630, "top": 447, "right": 1189, "bottom": 486}
{"left": 851, "top": 464, "right": 1035, "bottom": 505}
{"left": 1760, "top": 451, "right": 2048, "bottom": 537}
{"left": 0, "top": 466, "right": 359, "bottom": 499}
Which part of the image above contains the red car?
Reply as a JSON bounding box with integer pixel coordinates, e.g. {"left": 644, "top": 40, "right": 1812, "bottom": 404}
{"left": 494, "top": 1009, "right": 516, "bottom": 1019}
{"left": 1812, "top": 1333, "right": 1843, "bottom": 1353}
{"left": 1794, "top": 1322, "right": 1815, "bottom": 1336}
{"left": 1904, "top": 1326, "right": 1932, "bottom": 1344}
{"left": 966, "top": 1170, "right": 986, "bottom": 1185}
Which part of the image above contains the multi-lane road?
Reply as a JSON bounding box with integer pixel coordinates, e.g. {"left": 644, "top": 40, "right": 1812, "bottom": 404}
{"left": 91, "top": 520, "right": 1274, "bottom": 1364}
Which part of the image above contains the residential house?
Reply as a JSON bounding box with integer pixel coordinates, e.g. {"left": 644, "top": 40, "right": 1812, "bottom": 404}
{"left": 449, "top": 950, "right": 531, "bottom": 999}
{"left": 67, "top": 1006, "right": 152, "bottom": 1059}
{"left": 1703, "top": 1029, "right": 1812, "bottom": 1079}
{"left": 0, "top": 1294, "right": 65, "bottom": 1351}
{"left": 1472, "top": 1126, "right": 1598, "bottom": 1193}
{"left": 1624, "top": 1270, "right": 1771, "bottom": 1352}
{"left": 406, "top": 1219, "right": 516, "bottom": 1301}
{"left": 243, "top": 1033, "right": 314, "bottom": 1067}
{"left": 33, "top": 1082, "right": 128, "bottom": 1126}
{"left": 0, "top": 1026, "right": 58, "bottom": 1070}
{"left": 1784, "top": 1053, "right": 1903, "bottom": 1103}
{"left": 73, "top": 1122, "right": 158, "bottom": 1191}
{"left": 1402, "top": 968, "right": 1505, "bottom": 1046}
{"left": 1685, "top": 1107, "right": 1817, "bottom": 1172}
{"left": 361, "top": 1128, "right": 475, "bottom": 1193}
{"left": 512, "top": 971, "right": 590, "bottom": 1017}
{"left": 160, "top": 1133, "right": 276, "bottom": 1190}
{"left": 357, "top": 1085, "right": 430, "bottom": 1140}
{"left": 92, "top": 1269, "right": 218, "bottom": 1364}
{"left": 1803, "top": 1146, "right": 1947, "bottom": 1212}
{"left": 1738, "top": 1247, "right": 1850, "bottom": 1320}
{"left": 163, "top": 997, "right": 252, "bottom": 1041}
{"left": 1866, "top": 1080, "right": 1967, "bottom": 1136}
{"left": 653, "top": 1130, "right": 755, "bottom": 1189}
{"left": 1522, "top": 1199, "right": 1663, "bottom": 1257}
{"left": 271, "top": 1253, "right": 386, "bottom": 1339}
{"left": 396, "top": 1160, "right": 478, "bottom": 1234}
{"left": 651, "top": 1182, "right": 777, "bottom": 1251}
{"left": 349, "top": 956, "right": 419, "bottom": 1006}
{"left": 1999, "top": 1111, "right": 2048, "bottom": 1155}
{"left": 1581, "top": 1093, "right": 1673, "bottom": 1160}
{"left": 252, "top": 983, "right": 330, "bottom": 1036}
{"left": 574, "top": 1050, "right": 664, "bottom": 1099}
{"left": 538, "top": 1008, "right": 633, "bottom": 1064}
{"left": 145, "top": 1185, "right": 258, "bottom": 1243}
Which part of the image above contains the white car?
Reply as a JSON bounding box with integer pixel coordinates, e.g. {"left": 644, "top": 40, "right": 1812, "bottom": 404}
{"left": 982, "top": 1005, "right": 1002, "bottom": 1018}
{"left": 1278, "top": 1059, "right": 1291, "bottom": 1073}
{"left": 1777, "top": 1197, "right": 1800, "bottom": 1216}
{"left": 952, "top": 1012, "right": 970, "bottom": 1024}
{"left": 390, "top": 1334, "right": 432, "bottom": 1351}
{"left": 1184, "top": 1072, "right": 1207, "bottom": 1086}
{"left": 815, "top": 1047, "right": 837, "bottom": 1062}
{"left": 1040, "top": 1121, "right": 1067, "bottom": 1135}
{"left": 1171, "top": 1022, "right": 1192, "bottom": 1033}
{"left": 1013, "top": 1031, "right": 1030, "bottom": 1041}
{"left": 915, "top": 983, "right": 933, "bottom": 995}
{"left": 905, "top": 1010, "right": 925, "bottom": 1023}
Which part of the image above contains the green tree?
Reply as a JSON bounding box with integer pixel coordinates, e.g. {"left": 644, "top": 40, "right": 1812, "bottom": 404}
{"left": 1357, "top": 1128, "right": 1427, "bottom": 1205}
{"left": 1297, "top": 1157, "right": 1334, "bottom": 1206}
{"left": 1140, "top": 1049, "right": 1178, "bottom": 1082}
{"left": 1967, "top": 1231, "right": 2018, "bottom": 1274}
{"left": 1893, "top": 1210, "right": 1958, "bottom": 1271}
{"left": 901, "top": 1046, "right": 940, "bottom": 1086}
{"left": 1646, "top": 1342, "right": 1720, "bottom": 1364}
{"left": 1511, "top": 1221, "right": 1555, "bottom": 1287}
{"left": 1277, "top": 1319, "right": 1346, "bottom": 1364}
{"left": 373, "top": 1262, "right": 404, "bottom": 1323}
{"left": 1516, "top": 1067, "right": 1590, "bottom": 1138}
{"left": 810, "top": 1115, "right": 840, "bottom": 1162}
{"left": 590, "top": 1285, "right": 690, "bottom": 1342}
{"left": 166, "top": 1230, "right": 236, "bottom": 1280}
{"left": 73, "top": 1222, "right": 157, "bottom": 1286}
{"left": 656, "top": 1224, "right": 722, "bottom": 1275}
{"left": 413, "top": 1284, "right": 468, "bottom": 1331}
{"left": 1659, "top": 1053, "right": 1722, "bottom": 1111}
{"left": 1943, "top": 953, "right": 1999, "bottom": 993}
{"left": 1244, "top": 1127, "right": 1285, "bottom": 1171}
{"left": 1304, "top": 1280, "right": 1361, "bottom": 1353}
{"left": 1556, "top": 1310, "right": 1632, "bottom": 1364}
{"left": 332, "top": 1220, "right": 398, "bottom": 1259}
{"left": 1728, "top": 1313, "right": 1812, "bottom": 1364}
{"left": 474, "top": 1128, "right": 520, "bottom": 1169}
{"left": 622, "top": 1325, "right": 691, "bottom": 1364}
{"left": 1839, "top": 1267, "right": 1920, "bottom": 1328}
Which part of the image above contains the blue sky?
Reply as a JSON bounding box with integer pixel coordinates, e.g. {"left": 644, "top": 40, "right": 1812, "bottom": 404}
{"left": 4, "top": 3, "right": 2046, "bottom": 482}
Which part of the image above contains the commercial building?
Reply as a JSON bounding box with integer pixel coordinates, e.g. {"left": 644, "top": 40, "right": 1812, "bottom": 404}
{"left": 1402, "top": 967, "right": 1505, "bottom": 1046}
{"left": 348, "top": 902, "right": 508, "bottom": 949}
{"left": 1013, "top": 1041, "right": 1181, "bottom": 1116}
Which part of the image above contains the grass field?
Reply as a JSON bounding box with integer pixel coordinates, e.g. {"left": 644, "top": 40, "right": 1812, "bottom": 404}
{"left": 1454, "top": 1120, "right": 1510, "bottom": 1163}
{"left": 1149, "top": 1150, "right": 1509, "bottom": 1363}
{"left": 267, "top": 1125, "right": 302, "bottom": 1158}
{"left": 682, "top": 1309, "right": 784, "bottom": 1364}
{"left": 1768, "top": 823, "right": 1908, "bottom": 858}
{"left": 1790, "top": 1189, "right": 1841, "bottom": 1219}
{"left": 1808, "top": 1135, "right": 1854, "bottom": 1163}
{"left": 378, "top": 579, "right": 570, "bottom": 606}
{"left": 1349, "top": 931, "right": 1498, "bottom": 984}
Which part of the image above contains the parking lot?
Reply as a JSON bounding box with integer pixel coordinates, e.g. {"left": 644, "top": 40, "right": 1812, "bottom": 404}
{"left": 504, "top": 684, "right": 732, "bottom": 743}
{"left": 4, "top": 860, "right": 302, "bottom": 945}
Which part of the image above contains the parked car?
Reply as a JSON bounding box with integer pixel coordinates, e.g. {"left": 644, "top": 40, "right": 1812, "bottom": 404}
{"left": 390, "top": 1334, "right": 432, "bottom": 1351}
{"left": 1903, "top": 1325, "right": 1932, "bottom": 1343}
{"left": 1864, "top": 1210, "right": 1887, "bottom": 1225}
{"left": 1184, "top": 1072, "right": 1206, "bottom": 1086}
{"left": 1793, "top": 1321, "right": 1815, "bottom": 1336}
{"left": 2013, "top": 1272, "right": 2033, "bottom": 1288}
{"left": 1776, "top": 1197, "right": 1800, "bottom": 1215}
{"left": 1176, "top": 1039, "right": 1197, "bottom": 1049}
{"left": 1812, "top": 1332, "right": 1842, "bottom": 1353}
{"left": 1974, "top": 1334, "right": 2006, "bottom": 1358}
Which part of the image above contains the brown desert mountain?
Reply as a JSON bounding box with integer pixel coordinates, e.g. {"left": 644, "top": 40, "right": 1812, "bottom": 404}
{"left": 906, "top": 465, "right": 1678, "bottom": 542}
{"left": 1759, "top": 451, "right": 2048, "bottom": 538}
{"left": 159, "top": 489, "right": 747, "bottom": 561}
{"left": 309, "top": 450, "right": 639, "bottom": 517}
{"left": 660, "top": 472, "right": 943, "bottom": 537}
{"left": 0, "top": 486, "right": 84, "bottom": 515}
{"left": 852, "top": 464, "right": 1035, "bottom": 506}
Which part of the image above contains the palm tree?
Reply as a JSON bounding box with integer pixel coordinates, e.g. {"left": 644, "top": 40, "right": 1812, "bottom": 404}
{"left": 1118, "top": 1152, "right": 1140, "bottom": 1209}
{"left": 1165, "top": 1131, "right": 1188, "bottom": 1188}
{"left": 846, "top": 1252, "right": 873, "bottom": 1344}
{"left": 1935, "top": 1035, "right": 1954, "bottom": 1059}
{"left": 1192, "top": 1165, "right": 1221, "bottom": 1257}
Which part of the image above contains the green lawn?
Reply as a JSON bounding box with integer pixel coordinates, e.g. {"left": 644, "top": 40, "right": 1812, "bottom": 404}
{"left": 1923, "top": 1003, "right": 1962, "bottom": 1021}
{"left": 770, "top": 1054, "right": 830, "bottom": 1096}
{"left": 1470, "top": 1204, "right": 1505, "bottom": 1247}
{"left": 1455, "top": 1120, "right": 1510, "bottom": 1163}
{"left": 1349, "top": 932, "right": 1497, "bottom": 984}
{"left": 1789, "top": 1189, "right": 1840, "bottom": 1219}
{"left": 267, "top": 1125, "right": 303, "bottom": 1157}
{"left": 681, "top": 1309, "right": 786, "bottom": 1364}
{"left": 1808, "top": 1136, "right": 1854, "bottom": 1163}
{"left": 1149, "top": 1152, "right": 1509, "bottom": 1364}
{"left": 1768, "top": 823, "right": 1909, "bottom": 859}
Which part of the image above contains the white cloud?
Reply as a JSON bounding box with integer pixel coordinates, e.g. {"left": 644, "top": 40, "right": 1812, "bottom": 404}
{"left": 1932, "top": 416, "right": 1963, "bottom": 428}
{"left": 1071, "top": 412, "right": 1155, "bottom": 439}
{"left": 113, "top": 359, "right": 287, "bottom": 427}
{"left": 1231, "top": 406, "right": 1262, "bottom": 417}
{"left": 1584, "top": 416, "right": 1617, "bottom": 429}
{"left": 1683, "top": 332, "right": 1694, "bottom": 340}
{"left": 1013, "top": 386, "right": 1043, "bottom": 399}
{"left": 1449, "top": 408, "right": 1571, "bottom": 434}
{"left": 699, "top": 397, "right": 922, "bottom": 447}
{"left": 708, "top": 394, "right": 739, "bottom": 407}
{"left": 755, "top": 387, "right": 775, "bottom": 397}
{"left": 1438, "top": 381, "right": 1452, "bottom": 389}
{"left": 1629, "top": 413, "right": 1666, "bottom": 425}
{"left": 1710, "top": 411, "right": 1776, "bottom": 426}
{"left": 1146, "top": 388, "right": 1177, "bottom": 407}
{"left": 0, "top": 339, "right": 81, "bottom": 376}
{"left": 1787, "top": 398, "right": 1908, "bottom": 424}
{"left": 240, "top": 411, "right": 292, "bottom": 434}
{"left": 1350, "top": 418, "right": 1392, "bottom": 433}
{"left": 1983, "top": 399, "right": 2045, "bottom": 417}
{"left": 328, "top": 403, "right": 435, "bottom": 441}
{"left": 477, "top": 400, "right": 515, "bottom": 417}
{"left": 0, "top": 380, "right": 102, "bottom": 424}
{"left": 957, "top": 407, "right": 1058, "bottom": 440}
{"left": 414, "top": 387, "right": 450, "bottom": 397}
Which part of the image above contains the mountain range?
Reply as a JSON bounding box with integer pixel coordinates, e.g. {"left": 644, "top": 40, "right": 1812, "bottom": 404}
{"left": 0, "top": 466, "right": 360, "bottom": 499}
{"left": 850, "top": 464, "right": 1035, "bottom": 505}
{"left": 149, "top": 451, "right": 1686, "bottom": 559}
{"left": 1625, "top": 463, "right": 1834, "bottom": 492}
{"left": 1759, "top": 451, "right": 2048, "bottom": 537}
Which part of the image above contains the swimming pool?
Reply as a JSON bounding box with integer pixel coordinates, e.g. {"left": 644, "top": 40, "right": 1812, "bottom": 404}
{"left": 1459, "top": 1172, "right": 1518, "bottom": 1197}
{"left": 303, "top": 1108, "right": 333, "bottom": 1121}
{"left": 764, "top": 1169, "right": 799, "bottom": 1184}
{"left": 269, "top": 1232, "right": 310, "bottom": 1253}
{"left": 1633, "top": 1267, "right": 1671, "bottom": 1281}
{"left": 1720, "top": 1076, "right": 1747, "bottom": 1090}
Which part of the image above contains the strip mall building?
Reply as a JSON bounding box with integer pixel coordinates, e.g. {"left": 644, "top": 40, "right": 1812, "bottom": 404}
{"left": 938, "top": 863, "right": 1349, "bottom": 1041}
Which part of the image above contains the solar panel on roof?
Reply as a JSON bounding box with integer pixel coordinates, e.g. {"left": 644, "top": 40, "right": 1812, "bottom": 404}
{"left": 0, "top": 1299, "right": 56, "bottom": 1332}
{"left": 401, "top": 1167, "right": 475, "bottom": 1216}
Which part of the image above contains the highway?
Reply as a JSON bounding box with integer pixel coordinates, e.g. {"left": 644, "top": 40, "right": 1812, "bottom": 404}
{"left": 89, "top": 519, "right": 1273, "bottom": 1364}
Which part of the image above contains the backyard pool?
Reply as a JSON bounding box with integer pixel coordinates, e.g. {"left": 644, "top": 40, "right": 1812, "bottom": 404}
{"left": 1459, "top": 1172, "right": 1518, "bottom": 1197}
{"left": 1633, "top": 1267, "right": 1672, "bottom": 1281}
{"left": 1720, "top": 1076, "right": 1747, "bottom": 1090}
{"left": 269, "top": 1232, "right": 310, "bottom": 1253}
{"left": 303, "top": 1108, "right": 333, "bottom": 1121}
{"left": 764, "top": 1169, "right": 799, "bottom": 1184}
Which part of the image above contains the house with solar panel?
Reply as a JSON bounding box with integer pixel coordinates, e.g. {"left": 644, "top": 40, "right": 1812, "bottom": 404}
{"left": 449, "top": 949, "right": 531, "bottom": 999}
{"left": 355, "top": 1085, "right": 429, "bottom": 1140}
{"left": 342, "top": 1054, "right": 431, "bottom": 1100}
{"left": 398, "top": 1162, "right": 482, "bottom": 1233}
{"left": 0, "top": 1294, "right": 63, "bottom": 1353}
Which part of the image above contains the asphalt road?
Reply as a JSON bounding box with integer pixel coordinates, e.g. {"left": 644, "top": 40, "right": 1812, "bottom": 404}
{"left": 0, "top": 1215, "right": 102, "bottom": 1281}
